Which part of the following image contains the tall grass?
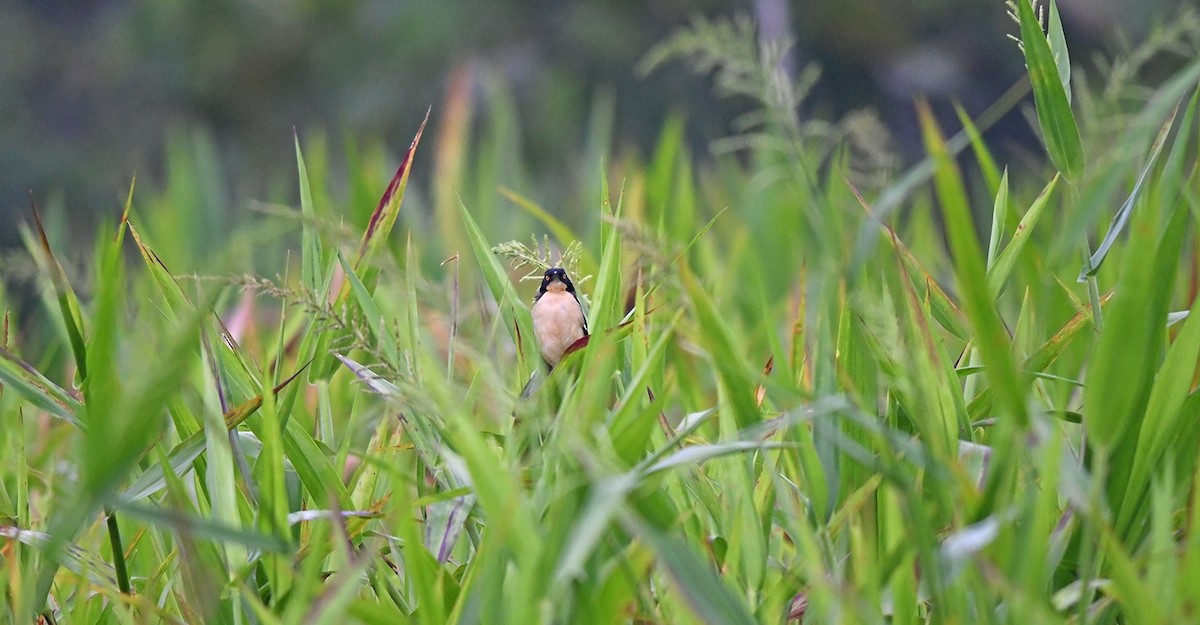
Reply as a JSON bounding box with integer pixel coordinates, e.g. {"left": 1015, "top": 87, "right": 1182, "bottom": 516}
{"left": 3, "top": 5, "right": 1200, "bottom": 624}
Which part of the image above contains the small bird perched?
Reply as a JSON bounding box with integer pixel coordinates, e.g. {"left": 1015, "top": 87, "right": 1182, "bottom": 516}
{"left": 531, "top": 267, "right": 588, "bottom": 369}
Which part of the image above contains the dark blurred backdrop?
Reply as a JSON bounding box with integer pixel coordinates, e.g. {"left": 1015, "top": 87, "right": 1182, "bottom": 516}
{"left": 0, "top": 0, "right": 1188, "bottom": 252}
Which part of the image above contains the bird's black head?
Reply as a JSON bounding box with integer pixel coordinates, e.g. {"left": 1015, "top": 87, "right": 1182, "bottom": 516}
{"left": 540, "top": 267, "right": 575, "bottom": 293}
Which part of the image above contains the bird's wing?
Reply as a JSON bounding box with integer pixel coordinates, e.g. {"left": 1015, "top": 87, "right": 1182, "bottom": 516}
{"left": 573, "top": 292, "right": 589, "bottom": 336}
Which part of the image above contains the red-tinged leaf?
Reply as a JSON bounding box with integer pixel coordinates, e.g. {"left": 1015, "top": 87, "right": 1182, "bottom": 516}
{"left": 560, "top": 308, "right": 653, "bottom": 361}
{"left": 353, "top": 107, "right": 431, "bottom": 267}
{"left": 561, "top": 335, "right": 591, "bottom": 360}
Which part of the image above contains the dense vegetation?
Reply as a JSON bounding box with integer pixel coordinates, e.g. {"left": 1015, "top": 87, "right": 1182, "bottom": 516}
{"left": 3, "top": 4, "right": 1200, "bottom": 624}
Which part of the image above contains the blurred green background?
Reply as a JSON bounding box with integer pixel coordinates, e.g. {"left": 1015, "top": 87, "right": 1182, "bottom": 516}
{"left": 0, "top": 0, "right": 1187, "bottom": 252}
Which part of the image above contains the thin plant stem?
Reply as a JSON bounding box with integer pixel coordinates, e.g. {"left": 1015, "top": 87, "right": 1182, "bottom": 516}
{"left": 104, "top": 506, "right": 132, "bottom": 595}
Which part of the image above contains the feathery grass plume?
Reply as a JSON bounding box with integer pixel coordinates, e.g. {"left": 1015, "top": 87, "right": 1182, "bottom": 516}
{"left": 638, "top": 13, "right": 894, "bottom": 175}
{"left": 638, "top": 14, "right": 821, "bottom": 153}
{"left": 492, "top": 236, "right": 591, "bottom": 286}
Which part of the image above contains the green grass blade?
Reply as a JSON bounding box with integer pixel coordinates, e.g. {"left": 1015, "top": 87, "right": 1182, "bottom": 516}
{"left": 987, "top": 174, "right": 1059, "bottom": 298}
{"left": 918, "top": 101, "right": 1028, "bottom": 426}
{"left": 457, "top": 196, "right": 537, "bottom": 380}
{"left": 1047, "top": 0, "right": 1072, "bottom": 105}
{"left": 0, "top": 347, "right": 84, "bottom": 427}
{"left": 295, "top": 133, "right": 325, "bottom": 294}
{"left": 1016, "top": 0, "right": 1083, "bottom": 179}
{"left": 622, "top": 514, "right": 757, "bottom": 625}
{"left": 1080, "top": 104, "right": 1178, "bottom": 280}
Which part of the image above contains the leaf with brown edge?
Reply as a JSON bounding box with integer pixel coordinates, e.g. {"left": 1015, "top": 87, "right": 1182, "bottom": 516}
{"left": 116, "top": 176, "right": 135, "bottom": 246}
{"left": 127, "top": 223, "right": 193, "bottom": 318}
{"left": 222, "top": 359, "right": 312, "bottom": 429}
{"left": 756, "top": 356, "right": 773, "bottom": 408}
{"left": 31, "top": 198, "right": 89, "bottom": 381}
{"left": 847, "top": 179, "right": 970, "bottom": 341}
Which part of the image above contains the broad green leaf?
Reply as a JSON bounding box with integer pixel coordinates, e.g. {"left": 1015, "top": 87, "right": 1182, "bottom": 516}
{"left": 1084, "top": 181, "right": 1187, "bottom": 453}
{"left": 1047, "top": 0, "right": 1071, "bottom": 105}
{"left": 1117, "top": 286, "right": 1200, "bottom": 537}
{"left": 457, "top": 197, "right": 537, "bottom": 379}
{"left": 1017, "top": 0, "right": 1083, "bottom": 179}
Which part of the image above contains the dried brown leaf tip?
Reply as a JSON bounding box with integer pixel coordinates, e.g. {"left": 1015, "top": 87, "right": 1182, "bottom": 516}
{"left": 755, "top": 355, "right": 773, "bottom": 407}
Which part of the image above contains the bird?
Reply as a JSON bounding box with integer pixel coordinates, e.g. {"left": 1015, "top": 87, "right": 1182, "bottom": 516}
{"left": 531, "top": 267, "right": 588, "bottom": 369}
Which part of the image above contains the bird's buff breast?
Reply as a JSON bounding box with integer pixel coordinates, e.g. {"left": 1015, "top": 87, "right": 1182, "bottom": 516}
{"left": 532, "top": 291, "right": 585, "bottom": 366}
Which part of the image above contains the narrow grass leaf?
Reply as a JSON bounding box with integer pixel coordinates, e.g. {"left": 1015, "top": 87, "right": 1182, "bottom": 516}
{"left": 1080, "top": 104, "right": 1178, "bottom": 279}
{"left": 295, "top": 133, "right": 324, "bottom": 294}
{"left": 986, "top": 170, "right": 1010, "bottom": 266}
{"left": 553, "top": 472, "right": 640, "bottom": 587}
{"left": 645, "top": 441, "right": 785, "bottom": 475}
{"left": 848, "top": 182, "right": 970, "bottom": 340}
{"left": 31, "top": 203, "right": 88, "bottom": 380}
{"left": 1047, "top": 0, "right": 1072, "bottom": 105}
{"left": 681, "top": 267, "right": 761, "bottom": 429}
{"left": 499, "top": 186, "right": 593, "bottom": 268}
{"left": 918, "top": 101, "right": 1027, "bottom": 426}
{"left": 588, "top": 181, "right": 625, "bottom": 337}
{"left": 954, "top": 105, "right": 1003, "bottom": 197}
{"left": 987, "top": 174, "right": 1059, "bottom": 297}
{"left": 110, "top": 499, "right": 289, "bottom": 553}
{"left": 337, "top": 252, "right": 399, "bottom": 365}
{"left": 0, "top": 347, "right": 83, "bottom": 426}
{"left": 120, "top": 363, "right": 309, "bottom": 501}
